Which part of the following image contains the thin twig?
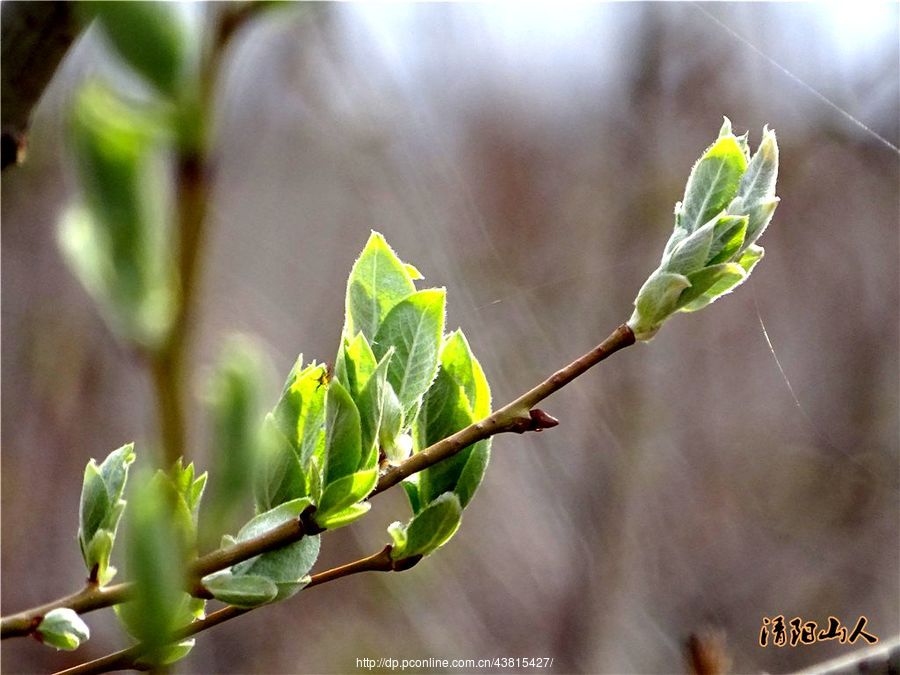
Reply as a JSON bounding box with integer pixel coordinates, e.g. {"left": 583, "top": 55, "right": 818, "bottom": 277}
{"left": 0, "top": 585, "right": 131, "bottom": 639}
{"left": 54, "top": 546, "right": 405, "bottom": 675}
{"left": 1, "top": 324, "right": 635, "bottom": 638}
{"left": 371, "top": 322, "right": 635, "bottom": 495}
{"left": 149, "top": 96, "right": 211, "bottom": 469}
{"left": 1, "top": 512, "right": 309, "bottom": 638}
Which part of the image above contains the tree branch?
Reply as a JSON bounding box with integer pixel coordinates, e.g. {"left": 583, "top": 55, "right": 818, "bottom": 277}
{"left": 1, "top": 1, "right": 79, "bottom": 169}
{"left": 53, "top": 545, "right": 413, "bottom": 675}
{"left": 1, "top": 323, "right": 635, "bottom": 638}
{"left": 147, "top": 150, "right": 209, "bottom": 467}
{"left": 0, "top": 584, "right": 132, "bottom": 639}
{"left": 371, "top": 322, "right": 635, "bottom": 495}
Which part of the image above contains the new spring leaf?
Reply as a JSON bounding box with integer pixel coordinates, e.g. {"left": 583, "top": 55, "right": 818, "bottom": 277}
{"left": 628, "top": 118, "right": 779, "bottom": 340}
{"left": 78, "top": 443, "right": 135, "bottom": 585}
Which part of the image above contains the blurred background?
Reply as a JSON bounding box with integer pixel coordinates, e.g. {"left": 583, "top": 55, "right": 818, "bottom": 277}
{"left": 2, "top": 2, "right": 898, "bottom": 673}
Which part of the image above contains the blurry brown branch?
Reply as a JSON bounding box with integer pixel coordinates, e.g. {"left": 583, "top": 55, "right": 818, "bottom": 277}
{"left": 1, "top": 323, "right": 635, "bottom": 640}
{"left": 684, "top": 631, "right": 731, "bottom": 675}
{"left": 146, "top": 152, "right": 210, "bottom": 467}
{"left": 1, "top": 1, "right": 79, "bottom": 169}
{"left": 54, "top": 545, "right": 415, "bottom": 675}
{"left": 145, "top": 2, "right": 270, "bottom": 467}
{"left": 797, "top": 634, "right": 900, "bottom": 675}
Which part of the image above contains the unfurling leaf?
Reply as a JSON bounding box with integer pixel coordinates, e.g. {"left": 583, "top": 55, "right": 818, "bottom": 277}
{"left": 204, "top": 499, "right": 320, "bottom": 604}
{"left": 345, "top": 231, "right": 417, "bottom": 342}
{"left": 389, "top": 492, "right": 462, "bottom": 561}
{"left": 415, "top": 330, "right": 492, "bottom": 511}
{"left": 256, "top": 356, "right": 329, "bottom": 511}
{"left": 678, "top": 122, "right": 747, "bottom": 234}
{"left": 78, "top": 443, "right": 136, "bottom": 585}
{"left": 272, "top": 356, "right": 326, "bottom": 467}
{"left": 629, "top": 119, "right": 779, "bottom": 340}
{"left": 36, "top": 609, "right": 90, "bottom": 651}
{"left": 315, "top": 502, "right": 371, "bottom": 530}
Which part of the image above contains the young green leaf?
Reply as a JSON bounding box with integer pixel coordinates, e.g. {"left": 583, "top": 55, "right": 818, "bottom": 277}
{"left": 145, "top": 460, "right": 207, "bottom": 562}
{"left": 206, "top": 498, "right": 321, "bottom": 603}
{"left": 79, "top": 463, "right": 110, "bottom": 556}
{"left": 355, "top": 349, "right": 394, "bottom": 463}
{"left": 706, "top": 215, "right": 748, "bottom": 265}
{"left": 728, "top": 126, "right": 779, "bottom": 247}
{"left": 416, "top": 375, "right": 474, "bottom": 506}
{"left": 630, "top": 271, "right": 691, "bottom": 340}
{"left": 272, "top": 357, "right": 326, "bottom": 467}
{"left": 438, "top": 331, "right": 491, "bottom": 419}
{"left": 118, "top": 593, "right": 204, "bottom": 667}
{"left": 679, "top": 121, "right": 748, "bottom": 234}
{"left": 388, "top": 493, "right": 462, "bottom": 561}
{"left": 315, "top": 469, "right": 378, "bottom": 525}
{"left": 334, "top": 332, "right": 377, "bottom": 399}
{"left": 415, "top": 331, "right": 492, "bottom": 509}
{"left": 629, "top": 120, "right": 779, "bottom": 341}
{"left": 663, "top": 218, "right": 716, "bottom": 275}
{"left": 678, "top": 263, "right": 748, "bottom": 312}
{"left": 401, "top": 480, "right": 421, "bottom": 514}
{"left": 305, "top": 455, "right": 323, "bottom": 505}
{"left": 737, "top": 245, "right": 765, "bottom": 274}
{"left": 373, "top": 288, "right": 446, "bottom": 415}
{"left": 201, "top": 573, "right": 278, "bottom": 609}
{"left": 135, "top": 639, "right": 197, "bottom": 669}
{"left": 78, "top": 443, "right": 135, "bottom": 585}
{"left": 36, "top": 609, "right": 90, "bottom": 651}
{"left": 255, "top": 415, "right": 306, "bottom": 512}
{"left": 378, "top": 381, "right": 406, "bottom": 464}
{"left": 453, "top": 443, "right": 491, "bottom": 510}
{"left": 345, "top": 231, "right": 417, "bottom": 342}
{"left": 322, "top": 381, "right": 362, "bottom": 487}
{"left": 404, "top": 263, "right": 424, "bottom": 280}
{"left": 314, "top": 502, "right": 372, "bottom": 530}
{"left": 322, "top": 381, "right": 362, "bottom": 490}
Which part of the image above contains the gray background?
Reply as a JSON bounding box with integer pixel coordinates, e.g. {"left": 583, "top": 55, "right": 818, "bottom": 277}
{"left": 2, "top": 3, "right": 898, "bottom": 673}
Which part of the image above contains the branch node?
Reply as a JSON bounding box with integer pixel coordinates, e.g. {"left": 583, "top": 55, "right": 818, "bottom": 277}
{"left": 298, "top": 504, "right": 324, "bottom": 536}
{"left": 391, "top": 554, "right": 423, "bottom": 572}
{"left": 27, "top": 615, "right": 43, "bottom": 639}
{"left": 191, "top": 583, "right": 214, "bottom": 600}
{"left": 87, "top": 564, "right": 100, "bottom": 587}
{"left": 528, "top": 408, "right": 559, "bottom": 432}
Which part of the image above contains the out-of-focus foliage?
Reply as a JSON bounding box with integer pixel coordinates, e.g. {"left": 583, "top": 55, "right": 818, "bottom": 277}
{"left": 59, "top": 82, "right": 176, "bottom": 349}
{"left": 203, "top": 335, "right": 270, "bottom": 542}
{"left": 116, "top": 465, "right": 206, "bottom": 667}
